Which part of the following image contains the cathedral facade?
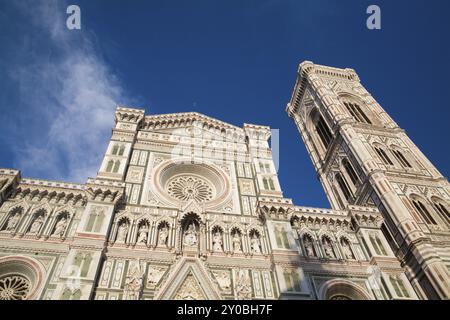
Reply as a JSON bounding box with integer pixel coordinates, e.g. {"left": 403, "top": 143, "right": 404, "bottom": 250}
{"left": 0, "top": 61, "right": 448, "bottom": 300}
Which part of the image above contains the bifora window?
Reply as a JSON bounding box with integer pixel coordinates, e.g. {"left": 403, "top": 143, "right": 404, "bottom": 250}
{"left": 392, "top": 149, "right": 412, "bottom": 168}
{"left": 411, "top": 198, "right": 437, "bottom": 225}
{"left": 343, "top": 102, "right": 372, "bottom": 124}
{"left": 374, "top": 146, "right": 394, "bottom": 165}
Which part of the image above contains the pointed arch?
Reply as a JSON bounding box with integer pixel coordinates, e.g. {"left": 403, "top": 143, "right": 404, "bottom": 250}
{"left": 342, "top": 158, "right": 359, "bottom": 186}
{"left": 106, "top": 159, "right": 114, "bottom": 172}
{"left": 430, "top": 196, "right": 449, "bottom": 224}
{"left": 335, "top": 172, "right": 353, "bottom": 202}
{"left": 319, "top": 279, "right": 371, "bottom": 300}
{"left": 410, "top": 194, "right": 437, "bottom": 225}
{"left": 307, "top": 108, "right": 333, "bottom": 155}
{"left": 373, "top": 143, "right": 394, "bottom": 166}
{"left": 113, "top": 160, "right": 121, "bottom": 173}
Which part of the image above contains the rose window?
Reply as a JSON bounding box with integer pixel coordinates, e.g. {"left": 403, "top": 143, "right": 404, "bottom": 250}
{"left": 152, "top": 161, "right": 231, "bottom": 208}
{"left": 0, "top": 275, "right": 31, "bottom": 300}
{"left": 167, "top": 175, "right": 214, "bottom": 202}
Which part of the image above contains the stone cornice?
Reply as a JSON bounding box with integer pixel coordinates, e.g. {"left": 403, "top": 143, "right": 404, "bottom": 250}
{"left": 19, "top": 178, "right": 85, "bottom": 191}
{"left": 142, "top": 112, "right": 246, "bottom": 133}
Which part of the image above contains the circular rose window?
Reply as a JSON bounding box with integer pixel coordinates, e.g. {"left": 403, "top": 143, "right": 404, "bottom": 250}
{"left": 167, "top": 175, "right": 214, "bottom": 202}
{"left": 152, "top": 160, "right": 231, "bottom": 208}
{"left": 0, "top": 256, "right": 45, "bottom": 300}
{"left": 0, "top": 275, "right": 31, "bottom": 300}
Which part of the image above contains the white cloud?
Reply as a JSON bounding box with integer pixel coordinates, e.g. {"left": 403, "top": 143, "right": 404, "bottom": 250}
{"left": 6, "top": 0, "right": 136, "bottom": 182}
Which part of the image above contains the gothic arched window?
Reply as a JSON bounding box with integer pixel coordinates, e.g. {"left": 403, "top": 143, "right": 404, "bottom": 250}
{"left": 118, "top": 145, "right": 125, "bottom": 156}
{"left": 275, "top": 226, "right": 289, "bottom": 249}
{"left": 391, "top": 149, "right": 412, "bottom": 168}
{"left": 111, "top": 144, "right": 125, "bottom": 156}
{"left": 106, "top": 160, "right": 114, "bottom": 172}
{"left": 343, "top": 102, "right": 372, "bottom": 124}
{"left": 268, "top": 178, "right": 275, "bottom": 191}
{"left": 113, "top": 160, "right": 120, "bottom": 173}
{"left": 374, "top": 146, "right": 394, "bottom": 166}
{"left": 369, "top": 233, "right": 387, "bottom": 256}
{"left": 111, "top": 145, "right": 119, "bottom": 155}
{"left": 342, "top": 158, "right": 359, "bottom": 185}
{"left": 411, "top": 197, "right": 437, "bottom": 225}
{"left": 335, "top": 173, "right": 353, "bottom": 201}
{"left": 315, "top": 116, "right": 333, "bottom": 149}
{"left": 431, "top": 197, "right": 449, "bottom": 224}
{"left": 262, "top": 178, "right": 269, "bottom": 190}
{"left": 259, "top": 163, "right": 265, "bottom": 173}
{"left": 85, "top": 209, "right": 105, "bottom": 233}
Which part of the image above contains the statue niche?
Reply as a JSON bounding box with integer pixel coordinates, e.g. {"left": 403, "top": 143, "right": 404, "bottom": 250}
{"left": 181, "top": 213, "right": 201, "bottom": 250}
{"left": 211, "top": 226, "right": 224, "bottom": 253}
{"left": 52, "top": 212, "right": 70, "bottom": 238}
{"left": 157, "top": 221, "right": 170, "bottom": 247}
{"left": 28, "top": 210, "right": 46, "bottom": 235}
{"left": 116, "top": 219, "right": 130, "bottom": 243}
{"left": 183, "top": 222, "right": 198, "bottom": 247}
{"left": 136, "top": 220, "right": 149, "bottom": 245}
{"left": 231, "top": 228, "right": 242, "bottom": 253}
{"left": 249, "top": 230, "right": 262, "bottom": 254}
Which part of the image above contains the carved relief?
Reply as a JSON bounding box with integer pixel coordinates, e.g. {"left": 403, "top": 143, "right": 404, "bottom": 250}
{"left": 234, "top": 269, "right": 252, "bottom": 300}
{"left": 173, "top": 274, "right": 205, "bottom": 300}
{"left": 213, "top": 270, "right": 231, "bottom": 292}
{"left": 126, "top": 166, "right": 144, "bottom": 183}
{"left": 123, "top": 259, "right": 145, "bottom": 300}
{"left": 146, "top": 266, "right": 166, "bottom": 288}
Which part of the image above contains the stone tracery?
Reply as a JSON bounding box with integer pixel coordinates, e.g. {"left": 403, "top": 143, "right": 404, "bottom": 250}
{"left": 167, "top": 175, "right": 214, "bottom": 203}
{"left": 0, "top": 275, "right": 30, "bottom": 300}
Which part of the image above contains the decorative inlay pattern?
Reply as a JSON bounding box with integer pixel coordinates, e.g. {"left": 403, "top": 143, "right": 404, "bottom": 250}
{"left": 0, "top": 275, "right": 30, "bottom": 300}
{"left": 167, "top": 175, "right": 214, "bottom": 202}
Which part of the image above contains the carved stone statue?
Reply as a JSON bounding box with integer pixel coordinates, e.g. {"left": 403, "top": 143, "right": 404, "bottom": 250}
{"left": 305, "top": 243, "right": 315, "bottom": 257}
{"left": 304, "top": 236, "right": 315, "bottom": 257}
{"left": 116, "top": 222, "right": 129, "bottom": 242}
{"left": 158, "top": 225, "right": 169, "bottom": 247}
{"left": 6, "top": 213, "right": 20, "bottom": 231}
{"left": 212, "top": 231, "right": 223, "bottom": 252}
{"left": 323, "top": 239, "right": 335, "bottom": 258}
{"left": 250, "top": 235, "right": 261, "bottom": 254}
{"left": 232, "top": 233, "right": 242, "bottom": 252}
{"left": 137, "top": 225, "right": 148, "bottom": 244}
{"left": 341, "top": 240, "right": 354, "bottom": 259}
{"left": 123, "top": 259, "right": 144, "bottom": 300}
{"left": 183, "top": 223, "right": 198, "bottom": 246}
{"left": 53, "top": 217, "right": 68, "bottom": 237}
{"left": 29, "top": 215, "right": 44, "bottom": 234}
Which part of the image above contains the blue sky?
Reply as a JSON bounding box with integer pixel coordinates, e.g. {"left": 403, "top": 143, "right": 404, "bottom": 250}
{"left": 0, "top": 0, "right": 449, "bottom": 208}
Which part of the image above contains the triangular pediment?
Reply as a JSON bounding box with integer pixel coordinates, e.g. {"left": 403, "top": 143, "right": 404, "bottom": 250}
{"left": 154, "top": 257, "right": 221, "bottom": 300}
{"left": 173, "top": 272, "right": 207, "bottom": 300}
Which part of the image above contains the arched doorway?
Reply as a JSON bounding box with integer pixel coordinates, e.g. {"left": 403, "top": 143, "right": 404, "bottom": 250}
{"left": 319, "top": 279, "right": 372, "bottom": 300}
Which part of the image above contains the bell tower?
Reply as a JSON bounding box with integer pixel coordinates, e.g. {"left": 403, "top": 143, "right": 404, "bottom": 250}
{"left": 286, "top": 61, "right": 450, "bottom": 299}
